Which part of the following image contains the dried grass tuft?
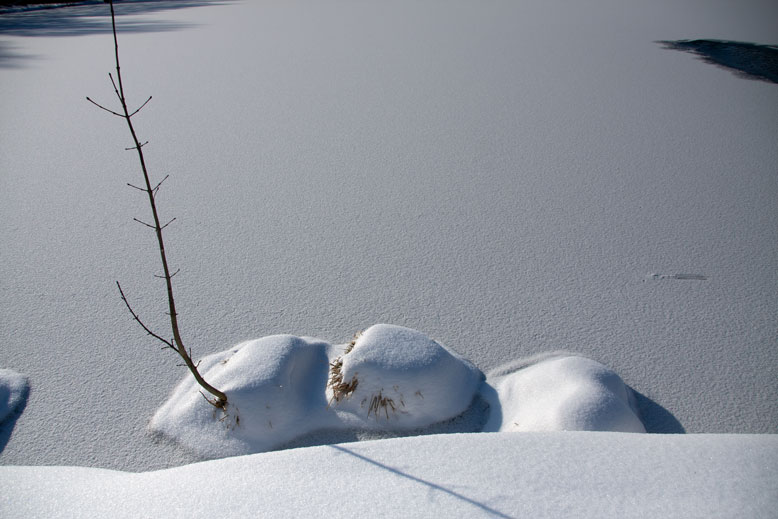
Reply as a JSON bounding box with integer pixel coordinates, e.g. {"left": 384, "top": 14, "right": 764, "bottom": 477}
{"left": 367, "top": 390, "right": 399, "bottom": 420}
{"left": 327, "top": 357, "right": 359, "bottom": 405}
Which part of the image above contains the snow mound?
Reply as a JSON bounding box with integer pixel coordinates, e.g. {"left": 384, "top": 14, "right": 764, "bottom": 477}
{"left": 150, "top": 326, "right": 644, "bottom": 459}
{"left": 150, "top": 335, "right": 332, "bottom": 458}
{"left": 0, "top": 369, "right": 28, "bottom": 424}
{"left": 327, "top": 324, "right": 482, "bottom": 428}
{"left": 150, "top": 325, "right": 482, "bottom": 458}
{"left": 483, "top": 355, "right": 645, "bottom": 433}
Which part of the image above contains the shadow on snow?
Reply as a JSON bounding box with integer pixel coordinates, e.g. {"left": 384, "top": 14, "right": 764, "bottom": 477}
{"left": 330, "top": 444, "right": 517, "bottom": 519}
{"left": 632, "top": 390, "right": 685, "bottom": 434}
{"left": 0, "top": 383, "right": 29, "bottom": 455}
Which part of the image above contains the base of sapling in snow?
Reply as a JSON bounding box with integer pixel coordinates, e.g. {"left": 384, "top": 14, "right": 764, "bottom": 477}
{"left": 481, "top": 355, "right": 645, "bottom": 433}
{"left": 149, "top": 335, "right": 335, "bottom": 459}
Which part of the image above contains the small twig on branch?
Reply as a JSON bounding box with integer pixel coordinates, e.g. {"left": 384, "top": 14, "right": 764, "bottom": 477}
{"left": 151, "top": 174, "right": 169, "bottom": 195}
{"left": 125, "top": 141, "right": 148, "bottom": 151}
{"left": 117, "top": 281, "right": 175, "bottom": 350}
{"left": 154, "top": 268, "right": 180, "bottom": 280}
{"left": 128, "top": 95, "right": 152, "bottom": 118}
{"left": 132, "top": 217, "right": 156, "bottom": 230}
{"left": 159, "top": 217, "right": 176, "bottom": 231}
{"left": 86, "top": 96, "right": 124, "bottom": 117}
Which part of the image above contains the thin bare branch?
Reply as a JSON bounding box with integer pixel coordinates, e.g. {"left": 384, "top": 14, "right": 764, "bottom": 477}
{"left": 132, "top": 217, "right": 156, "bottom": 230}
{"left": 159, "top": 217, "right": 176, "bottom": 231}
{"left": 124, "top": 141, "right": 148, "bottom": 151}
{"left": 151, "top": 174, "right": 169, "bottom": 195}
{"left": 117, "top": 281, "right": 175, "bottom": 350}
{"left": 128, "top": 95, "right": 153, "bottom": 118}
{"left": 109, "top": 72, "right": 121, "bottom": 101}
{"left": 127, "top": 182, "right": 145, "bottom": 192}
{"left": 154, "top": 267, "right": 180, "bottom": 280}
{"left": 85, "top": 96, "right": 124, "bottom": 118}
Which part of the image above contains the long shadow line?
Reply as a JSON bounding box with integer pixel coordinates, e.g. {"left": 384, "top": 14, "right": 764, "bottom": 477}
{"left": 330, "top": 444, "right": 516, "bottom": 519}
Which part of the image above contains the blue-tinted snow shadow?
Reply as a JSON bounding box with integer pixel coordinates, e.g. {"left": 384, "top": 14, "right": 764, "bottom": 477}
{"left": 276, "top": 393, "right": 491, "bottom": 451}
{"left": 632, "top": 390, "right": 685, "bottom": 434}
{"left": 330, "top": 444, "right": 516, "bottom": 519}
{"left": 659, "top": 39, "right": 778, "bottom": 84}
{"left": 0, "top": 0, "right": 231, "bottom": 66}
{"left": 0, "top": 384, "right": 30, "bottom": 454}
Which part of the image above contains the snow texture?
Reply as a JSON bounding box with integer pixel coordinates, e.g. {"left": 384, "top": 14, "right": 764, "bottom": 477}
{"left": 2, "top": 432, "right": 776, "bottom": 519}
{"left": 0, "top": 370, "right": 28, "bottom": 424}
{"left": 482, "top": 356, "right": 645, "bottom": 433}
{"left": 0, "top": 0, "right": 776, "bottom": 472}
{"left": 150, "top": 324, "right": 483, "bottom": 457}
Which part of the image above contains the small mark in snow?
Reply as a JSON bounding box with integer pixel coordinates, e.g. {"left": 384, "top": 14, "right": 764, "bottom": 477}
{"left": 647, "top": 273, "right": 707, "bottom": 281}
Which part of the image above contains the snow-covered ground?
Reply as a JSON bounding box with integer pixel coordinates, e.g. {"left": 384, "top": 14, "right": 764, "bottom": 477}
{"left": 3, "top": 432, "right": 776, "bottom": 518}
{"left": 1, "top": 0, "right": 777, "bottom": 515}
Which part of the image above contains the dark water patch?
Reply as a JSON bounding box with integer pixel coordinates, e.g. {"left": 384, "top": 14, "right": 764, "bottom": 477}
{"left": 659, "top": 39, "right": 778, "bottom": 84}
{"left": 0, "top": 0, "right": 231, "bottom": 38}
{"left": 0, "top": 0, "right": 231, "bottom": 67}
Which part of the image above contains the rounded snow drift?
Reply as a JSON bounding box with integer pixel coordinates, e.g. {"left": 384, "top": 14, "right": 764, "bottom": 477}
{"left": 327, "top": 324, "right": 482, "bottom": 429}
{"left": 150, "top": 335, "right": 331, "bottom": 458}
{"left": 483, "top": 355, "right": 645, "bottom": 433}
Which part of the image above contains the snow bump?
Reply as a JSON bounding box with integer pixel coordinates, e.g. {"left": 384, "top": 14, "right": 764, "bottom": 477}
{"left": 327, "top": 324, "right": 482, "bottom": 428}
{"left": 483, "top": 356, "right": 645, "bottom": 433}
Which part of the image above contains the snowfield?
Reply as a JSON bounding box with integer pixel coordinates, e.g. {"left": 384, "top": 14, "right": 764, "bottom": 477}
{"left": 1, "top": 0, "right": 777, "bottom": 516}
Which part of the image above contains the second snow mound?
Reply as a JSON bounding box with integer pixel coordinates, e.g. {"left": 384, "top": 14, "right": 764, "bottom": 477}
{"left": 327, "top": 324, "right": 483, "bottom": 428}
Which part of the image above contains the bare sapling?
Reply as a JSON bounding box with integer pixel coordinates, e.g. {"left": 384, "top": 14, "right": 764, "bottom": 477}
{"left": 87, "top": 0, "right": 227, "bottom": 409}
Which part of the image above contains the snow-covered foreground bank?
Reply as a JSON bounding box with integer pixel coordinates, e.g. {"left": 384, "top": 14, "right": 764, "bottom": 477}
{"left": 2, "top": 433, "right": 776, "bottom": 518}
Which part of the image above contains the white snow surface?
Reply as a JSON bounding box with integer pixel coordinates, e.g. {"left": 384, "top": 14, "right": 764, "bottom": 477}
{"left": 0, "top": 0, "right": 776, "bottom": 475}
{"left": 0, "top": 370, "right": 28, "bottom": 424}
{"left": 2, "top": 432, "right": 776, "bottom": 518}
